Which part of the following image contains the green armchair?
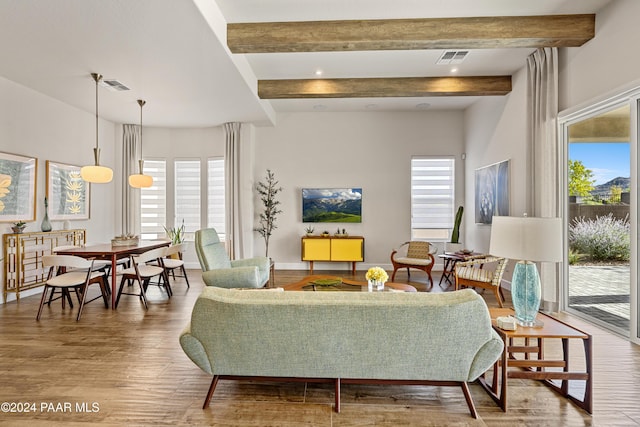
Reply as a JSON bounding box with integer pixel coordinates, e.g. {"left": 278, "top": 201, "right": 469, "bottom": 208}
{"left": 194, "top": 228, "right": 270, "bottom": 288}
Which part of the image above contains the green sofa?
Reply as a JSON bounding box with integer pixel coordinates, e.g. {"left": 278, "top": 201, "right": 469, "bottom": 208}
{"left": 180, "top": 287, "right": 503, "bottom": 417}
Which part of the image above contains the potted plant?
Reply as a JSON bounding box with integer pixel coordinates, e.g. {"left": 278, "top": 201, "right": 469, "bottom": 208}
{"left": 254, "top": 169, "right": 282, "bottom": 258}
{"left": 11, "top": 221, "right": 27, "bottom": 233}
{"left": 164, "top": 219, "right": 186, "bottom": 245}
{"left": 304, "top": 226, "right": 314, "bottom": 236}
{"left": 445, "top": 206, "right": 464, "bottom": 253}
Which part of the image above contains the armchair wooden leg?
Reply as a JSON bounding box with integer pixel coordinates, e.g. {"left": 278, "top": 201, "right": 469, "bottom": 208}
{"left": 460, "top": 382, "right": 478, "bottom": 419}
{"left": 494, "top": 288, "right": 504, "bottom": 308}
{"left": 203, "top": 375, "right": 220, "bottom": 409}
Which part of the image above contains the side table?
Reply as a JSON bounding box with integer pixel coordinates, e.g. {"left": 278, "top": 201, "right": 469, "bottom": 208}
{"left": 478, "top": 308, "right": 592, "bottom": 414}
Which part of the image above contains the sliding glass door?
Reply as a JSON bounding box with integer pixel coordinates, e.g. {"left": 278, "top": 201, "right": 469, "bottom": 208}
{"left": 561, "top": 100, "right": 637, "bottom": 341}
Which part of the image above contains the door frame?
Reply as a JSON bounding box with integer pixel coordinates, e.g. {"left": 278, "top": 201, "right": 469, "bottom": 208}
{"left": 558, "top": 88, "right": 639, "bottom": 344}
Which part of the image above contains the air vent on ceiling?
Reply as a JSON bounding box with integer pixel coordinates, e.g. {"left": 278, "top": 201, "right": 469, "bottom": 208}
{"left": 99, "top": 79, "right": 130, "bottom": 92}
{"left": 436, "top": 50, "right": 469, "bottom": 65}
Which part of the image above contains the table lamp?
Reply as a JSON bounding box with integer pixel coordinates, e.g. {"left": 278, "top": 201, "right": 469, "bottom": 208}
{"left": 489, "top": 215, "right": 562, "bottom": 326}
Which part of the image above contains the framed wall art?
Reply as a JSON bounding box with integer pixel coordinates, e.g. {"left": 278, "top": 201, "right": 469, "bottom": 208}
{"left": 475, "top": 159, "right": 510, "bottom": 224}
{"left": 0, "top": 151, "right": 37, "bottom": 222}
{"left": 46, "top": 161, "right": 90, "bottom": 221}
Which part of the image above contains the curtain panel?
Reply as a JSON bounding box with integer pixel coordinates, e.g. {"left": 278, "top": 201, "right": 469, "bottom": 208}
{"left": 122, "top": 124, "right": 141, "bottom": 236}
{"left": 224, "top": 122, "right": 244, "bottom": 260}
{"left": 526, "top": 47, "right": 561, "bottom": 311}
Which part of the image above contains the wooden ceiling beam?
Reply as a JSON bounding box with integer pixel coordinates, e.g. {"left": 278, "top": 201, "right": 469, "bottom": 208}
{"left": 228, "top": 14, "right": 595, "bottom": 53}
{"left": 258, "top": 76, "right": 512, "bottom": 99}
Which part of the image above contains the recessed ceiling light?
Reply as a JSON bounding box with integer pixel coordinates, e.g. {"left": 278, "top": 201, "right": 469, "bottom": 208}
{"left": 450, "top": 67, "right": 458, "bottom": 73}
{"left": 315, "top": 69, "right": 323, "bottom": 76}
{"left": 415, "top": 103, "right": 431, "bottom": 110}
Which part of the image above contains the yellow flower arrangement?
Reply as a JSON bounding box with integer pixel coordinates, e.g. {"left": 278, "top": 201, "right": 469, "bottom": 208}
{"left": 366, "top": 266, "right": 388, "bottom": 283}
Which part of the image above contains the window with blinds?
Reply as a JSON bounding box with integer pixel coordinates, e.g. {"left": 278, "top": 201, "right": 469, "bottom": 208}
{"left": 207, "top": 158, "right": 225, "bottom": 241}
{"left": 140, "top": 160, "right": 167, "bottom": 240}
{"left": 175, "top": 159, "right": 201, "bottom": 241}
{"left": 411, "top": 157, "right": 455, "bottom": 240}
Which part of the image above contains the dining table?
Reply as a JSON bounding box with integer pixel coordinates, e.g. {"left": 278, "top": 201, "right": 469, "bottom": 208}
{"left": 55, "top": 240, "right": 171, "bottom": 309}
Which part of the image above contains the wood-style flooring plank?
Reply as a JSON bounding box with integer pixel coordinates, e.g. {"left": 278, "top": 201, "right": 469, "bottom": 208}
{"left": 0, "top": 269, "right": 638, "bottom": 425}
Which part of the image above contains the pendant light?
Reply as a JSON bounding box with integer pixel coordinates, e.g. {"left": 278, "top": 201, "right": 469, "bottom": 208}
{"left": 80, "top": 73, "right": 113, "bottom": 183}
{"left": 128, "top": 99, "right": 153, "bottom": 188}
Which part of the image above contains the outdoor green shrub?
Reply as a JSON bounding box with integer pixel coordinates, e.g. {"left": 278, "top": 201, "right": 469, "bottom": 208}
{"left": 568, "top": 249, "right": 585, "bottom": 265}
{"left": 569, "top": 214, "right": 630, "bottom": 261}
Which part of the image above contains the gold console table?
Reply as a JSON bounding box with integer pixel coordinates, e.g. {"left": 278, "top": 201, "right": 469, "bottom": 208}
{"left": 3, "top": 229, "right": 86, "bottom": 301}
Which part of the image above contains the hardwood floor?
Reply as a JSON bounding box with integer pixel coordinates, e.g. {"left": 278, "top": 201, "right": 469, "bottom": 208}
{"left": 0, "top": 269, "right": 639, "bottom": 426}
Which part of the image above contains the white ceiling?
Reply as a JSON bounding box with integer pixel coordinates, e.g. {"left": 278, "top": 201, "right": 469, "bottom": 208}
{"left": 0, "top": 0, "right": 613, "bottom": 128}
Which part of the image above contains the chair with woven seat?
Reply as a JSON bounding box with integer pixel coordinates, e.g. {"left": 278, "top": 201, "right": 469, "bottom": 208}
{"left": 390, "top": 241, "right": 437, "bottom": 287}
{"left": 454, "top": 256, "right": 508, "bottom": 307}
{"left": 115, "top": 247, "right": 171, "bottom": 309}
{"left": 195, "top": 228, "right": 269, "bottom": 289}
{"left": 37, "top": 255, "right": 109, "bottom": 321}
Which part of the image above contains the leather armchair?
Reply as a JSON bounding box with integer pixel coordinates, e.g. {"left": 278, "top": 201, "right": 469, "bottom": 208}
{"left": 195, "top": 228, "right": 270, "bottom": 288}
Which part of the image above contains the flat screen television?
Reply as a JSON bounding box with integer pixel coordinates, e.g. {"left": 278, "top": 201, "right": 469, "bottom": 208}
{"left": 302, "top": 188, "right": 362, "bottom": 223}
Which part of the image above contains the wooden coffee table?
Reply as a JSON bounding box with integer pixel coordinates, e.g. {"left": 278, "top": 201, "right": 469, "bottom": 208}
{"left": 283, "top": 275, "right": 417, "bottom": 292}
{"left": 478, "top": 308, "right": 592, "bottom": 414}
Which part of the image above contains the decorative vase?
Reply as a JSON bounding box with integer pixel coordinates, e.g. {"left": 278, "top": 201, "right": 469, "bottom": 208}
{"left": 368, "top": 279, "right": 385, "bottom": 292}
{"left": 41, "top": 197, "right": 52, "bottom": 232}
{"left": 511, "top": 260, "right": 541, "bottom": 326}
{"left": 11, "top": 226, "right": 25, "bottom": 234}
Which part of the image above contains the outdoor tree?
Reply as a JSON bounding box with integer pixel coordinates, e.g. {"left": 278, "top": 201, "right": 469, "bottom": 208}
{"left": 568, "top": 159, "right": 595, "bottom": 197}
{"left": 254, "top": 169, "right": 283, "bottom": 258}
{"left": 609, "top": 185, "right": 623, "bottom": 204}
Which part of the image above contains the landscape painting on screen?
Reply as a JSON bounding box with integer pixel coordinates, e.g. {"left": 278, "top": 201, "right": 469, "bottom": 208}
{"left": 302, "top": 188, "right": 362, "bottom": 223}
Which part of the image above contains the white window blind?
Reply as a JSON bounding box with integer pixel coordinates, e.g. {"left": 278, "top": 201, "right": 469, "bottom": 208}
{"left": 140, "top": 160, "right": 167, "bottom": 240}
{"left": 175, "top": 160, "right": 201, "bottom": 239}
{"left": 411, "top": 157, "right": 455, "bottom": 240}
{"left": 207, "top": 158, "right": 225, "bottom": 240}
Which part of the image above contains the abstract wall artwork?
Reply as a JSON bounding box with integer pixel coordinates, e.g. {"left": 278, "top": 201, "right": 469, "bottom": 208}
{"left": 475, "top": 159, "right": 510, "bottom": 224}
{"left": 0, "top": 151, "right": 37, "bottom": 222}
{"left": 46, "top": 161, "right": 90, "bottom": 220}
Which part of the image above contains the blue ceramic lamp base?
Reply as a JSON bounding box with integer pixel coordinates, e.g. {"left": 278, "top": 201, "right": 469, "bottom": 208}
{"left": 511, "top": 260, "right": 541, "bottom": 326}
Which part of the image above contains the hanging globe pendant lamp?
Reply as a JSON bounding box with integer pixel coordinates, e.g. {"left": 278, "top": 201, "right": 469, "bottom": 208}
{"left": 128, "top": 99, "right": 153, "bottom": 188}
{"left": 80, "top": 73, "right": 113, "bottom": 183}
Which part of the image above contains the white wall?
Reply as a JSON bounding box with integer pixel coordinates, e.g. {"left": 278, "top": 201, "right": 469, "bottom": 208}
{"left": 253, "top": 111, "right": 465, "bottom": 270}
{"left": 463, "top": 67, "right": 529, "bottom": 256}
{"left": 559, "top": 0, "right": 640, "bottom": 111}
{"left": 462, "top": 0, "right": 640, "bottom": 302}
{"left": 0, "top": 76, "right": 117, "bottom": 302}
{"left": 0, "top": 76, "right": 116, "bottom": 241}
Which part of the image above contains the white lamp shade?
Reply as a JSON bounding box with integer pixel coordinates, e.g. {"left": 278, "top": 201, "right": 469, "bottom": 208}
{"left": 489, "top": 216, "right": 562, "bottom": 262}
{"left": 80, "top": 165, "right": 113, "bottom": 183}
{"left": 128, "top": 174, "right": 153, "bottom": 188}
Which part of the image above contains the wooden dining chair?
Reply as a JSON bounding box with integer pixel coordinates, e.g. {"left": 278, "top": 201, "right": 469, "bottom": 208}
{"left": 160, "top": 243, "right": 190, "bottom": 288}
{"left": 115, "top": 247, "right": 171, "bottom": 309}
{"left": 37, "top": 255, "right": 109, "bottom": 321}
